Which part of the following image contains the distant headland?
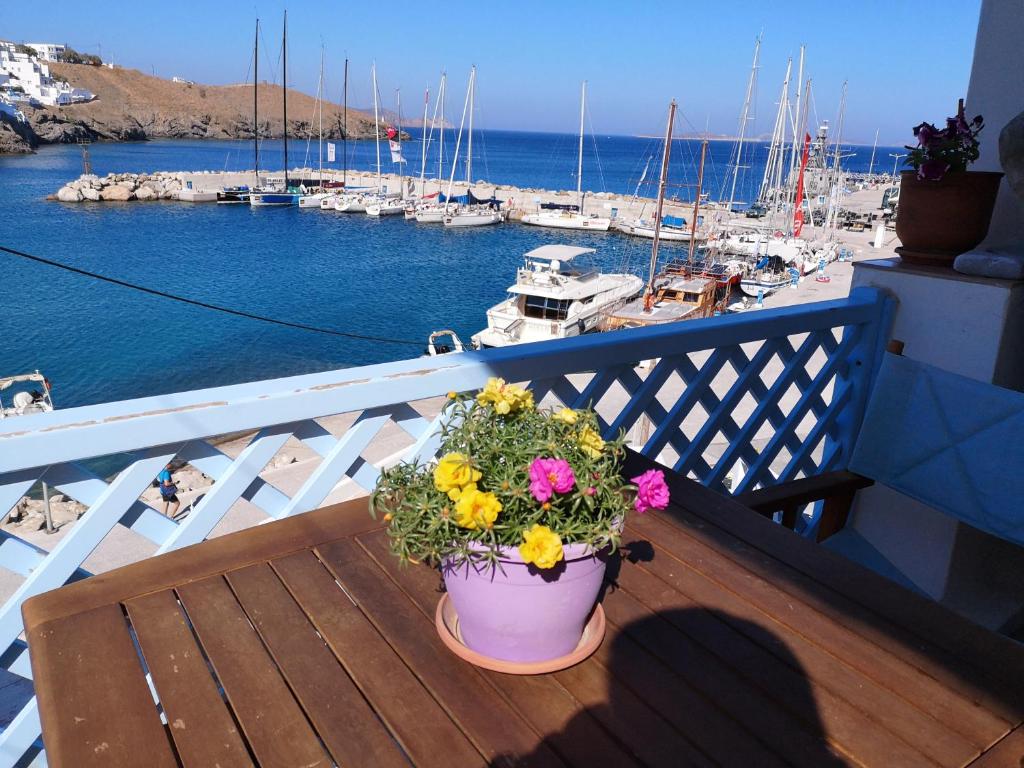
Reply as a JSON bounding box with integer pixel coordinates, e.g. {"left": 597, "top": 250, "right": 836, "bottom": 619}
{"left": 0, "top": 61, "right": 397, "bottom": 154}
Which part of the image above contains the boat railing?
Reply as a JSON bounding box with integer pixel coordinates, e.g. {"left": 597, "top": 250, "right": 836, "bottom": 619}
{"left": 0, "top": 287, "right": 892, "bottom": 764}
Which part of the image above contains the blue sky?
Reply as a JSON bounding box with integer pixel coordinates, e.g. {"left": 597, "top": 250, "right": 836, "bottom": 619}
{"left": 1, "top": 0, "right": 981, "bottom": 144}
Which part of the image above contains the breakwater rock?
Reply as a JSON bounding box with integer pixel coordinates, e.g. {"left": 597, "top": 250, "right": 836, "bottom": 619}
{"left": 53, "top": 172, "right": 185, "bottom": 202}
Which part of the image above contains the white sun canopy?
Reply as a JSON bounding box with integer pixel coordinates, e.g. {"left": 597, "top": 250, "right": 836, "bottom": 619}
{"left": 523, "top": 245, "right": 596, "bottom": 263}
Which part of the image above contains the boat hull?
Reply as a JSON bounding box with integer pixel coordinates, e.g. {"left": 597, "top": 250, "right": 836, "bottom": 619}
{"left": 444, "top": 211, "right": 501, "bottom": 227}
{"left": 521, "top": 213, "right": 611, "bottom": 231}
{"left": 250, "top": 192, "right": 299, "bottom": 207}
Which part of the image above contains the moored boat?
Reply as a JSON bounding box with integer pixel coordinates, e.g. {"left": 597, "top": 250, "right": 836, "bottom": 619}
{"left": 470, "top": 244, "right": 643, "bottom": 348}
{"left": 217, "top": 185, "right": 250, "bottom": 204}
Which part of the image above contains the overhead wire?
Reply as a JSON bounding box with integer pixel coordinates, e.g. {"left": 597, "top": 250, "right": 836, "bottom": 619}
{"left": 0, "top": 244, "right": 424, "bottom": 348}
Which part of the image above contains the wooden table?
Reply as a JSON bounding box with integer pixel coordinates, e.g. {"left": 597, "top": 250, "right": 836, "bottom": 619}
{"left": 23, "top": 455, "right": 1024, "bottom": 767}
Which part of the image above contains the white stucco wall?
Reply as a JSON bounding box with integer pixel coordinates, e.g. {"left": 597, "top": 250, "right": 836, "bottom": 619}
{"left": 966, "top": 0, "right": 1024, "bottom": 250}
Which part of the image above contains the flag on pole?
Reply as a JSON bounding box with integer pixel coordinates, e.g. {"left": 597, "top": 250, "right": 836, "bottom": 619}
{"left": 327, "top": 142, "right": 336, "bottom": 162}
{"left": 389, "top": 140, "right": 406, "bottom": 164}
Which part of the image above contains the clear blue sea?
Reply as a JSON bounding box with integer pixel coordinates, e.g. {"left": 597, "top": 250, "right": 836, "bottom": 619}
{"left": 0, "top": 131, "right": 902, "bottom": 410}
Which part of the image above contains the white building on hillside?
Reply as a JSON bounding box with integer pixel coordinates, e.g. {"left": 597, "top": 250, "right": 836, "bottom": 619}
{"left": 25, "top": 43, "right": 65, "bottom": 62}
{"left": 0, "top": 41, "right": 93, "bottom": 107}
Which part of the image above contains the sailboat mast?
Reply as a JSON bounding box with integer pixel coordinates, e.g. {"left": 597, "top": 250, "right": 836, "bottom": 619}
{"left": 283, "top": 10, "right": 288, "bottom": 189}
{"left": 254, "top": 19, "right": 259, "bottom": 182}
{"left": 438, "top": 73, "right": 446, "bottom": 187}
{"left": 466, "top": 66, "right": 475, "bottom": 184}
{"left": 318, "top": 46, "right": 323, "bottom": 185}
{"left": 825, "top": 81, "right": 848, "bottom": 234}
{"left": 644, "top": 100, "right": 676, "bottom": 306}
{"left": 727, "top": 35, "right": 759, "bottom": 212}
{"left": 372, "top": 62, "right": 381, "bottom": 193}
{"left": 689, "top": 139, "right": 708, "bottom": 263}
{"left": 420, "top": 86, "right": 429, "bottom": 197}
{"left": 342, "top": 58, "right": 348, "bottom": 187}
{"left": 867, "top": 128, "right": 879, "bottom": 178}
{"left": 759, "top": 57, "right": 791, "bottom": 206}
{"left": 397, "top": 88, "right": 403, "bottom": 195}
{"left": 577, "top": 80, "right": 586, "bottom": 211}
{"left": 788, "top": 45, "right": 805, "bottom": 201}
{"left": 445, "top": 67, "right": 474, "bottom": 213}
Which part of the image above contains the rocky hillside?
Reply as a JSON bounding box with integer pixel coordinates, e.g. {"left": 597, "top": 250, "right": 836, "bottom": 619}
{"left": 4, "top": 62, "right": 389, "bottom": 152}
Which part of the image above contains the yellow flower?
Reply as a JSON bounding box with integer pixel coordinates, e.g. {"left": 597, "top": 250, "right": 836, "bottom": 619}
{"left": 434, "top": 453, "right": 482, "bottom": 499}
{"left": 447, "top": 483, "right": 476, "bottom": 502}
{"left": 454, "top": 488, "right": 502, "bottom": 530}
{"left": 476, "top": 377, "right": 534, "bottom": 414}
{"left": 519, "top": 524, "right": 564, "bottom": 569}
{"left": 553, "top": 408, "right": 579, "bottom": 425}
{"left": 578, "top": 426, "right": 605, "bottom": 458}
{"left": 447, "top": 391, "right": 458, "bottom": 400}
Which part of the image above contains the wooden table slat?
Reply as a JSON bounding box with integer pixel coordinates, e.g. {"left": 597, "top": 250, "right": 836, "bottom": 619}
{"left": 625, "top": 452, "right": 1024, "bottom": 717}
{"left": 21, "top": 498, "right": 381, "bottom": 631}
{"left": 270, "top": 549, "right": 487, "bottom": 768}
{"left": 27, "top": 603, "right": 178, "bottom": 768}
{"left": 969, "top": 724, "right": 1024, "bottom": 767}
{"left": 601, "top": 580, "right": 852, "bottom": 768}
{"left": 616, "top": 535, "right": 969, "bottom": 767}
{"left": 224, "top": 562, "right": 409, "bottom": 768}
{"left": 629, "top": 503, "right": 1017, "bottom": 740}
{"left": 314, "top": 537, "right": 567, "bottom": 768}
{"left": 354, "top": 531, "right": 647, "bottom": 768}
{"left": 125, "top": 590, "right": 254, "bottom": 768}
{"left": 176, "top": 576, "right": 330, "bottom": 768}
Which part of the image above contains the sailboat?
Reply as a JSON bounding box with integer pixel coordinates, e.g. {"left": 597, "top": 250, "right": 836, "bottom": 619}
{"left": 322, "top": 58, "right": 350, "bottom": 210}
{"left": 219, "top": 20, "right": 259, "bottom": 204}
{"left": 411, "top": 74, "right": 449, "bottom": 223}
{"left": 443, "top": 67, "right": 503, "bottom": 227}
{"left": 521, "top": 82, "right": 610, "bottom": 231}
{"left": 299, "top": 47, "right": 329, "bottom": 208}
{"left": 603, "top": 103, "right": 728, "bottom": 330}
{"left": 250, "top": 11, "right": 299, "bottom": 207}
{"left": 367, "top": 86, "right": 406, "bottom": 216}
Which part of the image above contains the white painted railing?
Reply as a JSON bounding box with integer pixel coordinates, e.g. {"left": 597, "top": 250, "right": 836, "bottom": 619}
{"left": 0, "top": 287, "right": 891, "bottom": 765}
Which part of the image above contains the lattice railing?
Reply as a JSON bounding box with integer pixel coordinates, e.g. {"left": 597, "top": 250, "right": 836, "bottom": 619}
{"left": 0, "top": 287, "right": 891, "bottom": 765}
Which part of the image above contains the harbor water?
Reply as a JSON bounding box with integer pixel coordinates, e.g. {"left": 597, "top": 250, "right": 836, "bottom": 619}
{"left": 0, "top": 131, "right": 902, "bottom": 410}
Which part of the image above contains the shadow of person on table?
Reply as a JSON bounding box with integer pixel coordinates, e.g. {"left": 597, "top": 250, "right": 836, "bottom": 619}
{"left": 488, "top": 544, "right": 846, "bottom": 767}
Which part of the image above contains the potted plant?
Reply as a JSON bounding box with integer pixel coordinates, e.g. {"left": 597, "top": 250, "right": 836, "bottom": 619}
{"left": 371, "top": 378, "right": 670, "bottom": 666}
{"left": 896, "top": 99, "right": 1003, "bottom": 267}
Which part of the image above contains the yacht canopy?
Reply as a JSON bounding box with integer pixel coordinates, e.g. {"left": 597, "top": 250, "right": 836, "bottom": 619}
{"left": 523, "top": 245, "right": 596, "bottom": 263}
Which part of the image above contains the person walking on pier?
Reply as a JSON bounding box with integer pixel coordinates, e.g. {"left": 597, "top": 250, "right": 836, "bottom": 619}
{"left": 157, "top": 463, "right": 180, "bottom": 518}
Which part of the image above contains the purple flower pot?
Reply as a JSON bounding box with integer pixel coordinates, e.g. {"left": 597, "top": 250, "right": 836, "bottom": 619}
{"left": 442, "top": 541, "right": 609, "bottom": 663}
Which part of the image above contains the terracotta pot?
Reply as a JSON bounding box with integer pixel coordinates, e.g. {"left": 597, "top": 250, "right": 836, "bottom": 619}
{"left": 895, "top": 170, "right": 1003, "bottom": 267}
{"left": 442, "top": 541, "right": 608, "bottom": 663}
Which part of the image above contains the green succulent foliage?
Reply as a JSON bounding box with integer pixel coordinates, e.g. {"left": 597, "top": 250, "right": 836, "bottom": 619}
{"left": 370, "top": 393, "right": 633, "bottom": 566}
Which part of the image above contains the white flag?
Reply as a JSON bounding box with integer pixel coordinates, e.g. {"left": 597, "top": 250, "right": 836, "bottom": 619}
{"left": 327, "top": 142, "right": 336, "bottom": 162}
{"left": 389, "top": 139, "right": 406, "bottom": 164}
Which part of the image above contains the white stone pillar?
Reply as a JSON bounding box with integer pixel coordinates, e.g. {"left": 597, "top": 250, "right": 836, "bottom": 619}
{"left": 966, "top": 0, "right": 1024, "bottom": 250}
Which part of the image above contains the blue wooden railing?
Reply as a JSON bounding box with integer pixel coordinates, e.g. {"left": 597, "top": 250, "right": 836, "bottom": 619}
{"left": 0, "top": 287, "right": 891, "bottom": 765}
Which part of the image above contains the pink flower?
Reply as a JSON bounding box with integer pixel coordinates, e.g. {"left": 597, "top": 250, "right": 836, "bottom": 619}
{"left": 529, "top": 458, "right": 576, "bottom": 503}
{"left": 631, "top": 469, "right": 670, "bottom": 514}
{"left": 584, "top": 486, "right": 596, "bottom": 496}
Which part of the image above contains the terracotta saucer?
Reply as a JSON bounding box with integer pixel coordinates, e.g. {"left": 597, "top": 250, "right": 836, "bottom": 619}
{"left": 434, "top": 593, "right": 605, "bottom": 675}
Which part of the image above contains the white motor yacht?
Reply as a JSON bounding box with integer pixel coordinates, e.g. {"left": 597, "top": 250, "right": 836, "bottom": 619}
{"left": 471, "top": 245, "right": 643, "bottom": 348}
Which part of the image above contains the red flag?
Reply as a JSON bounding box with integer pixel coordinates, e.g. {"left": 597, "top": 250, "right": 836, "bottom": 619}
{"left": 793, "top": 132, "right": 811, "bottom": 237}
{"left": 386, "top": 126, "right": 397, "bottom": 140}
